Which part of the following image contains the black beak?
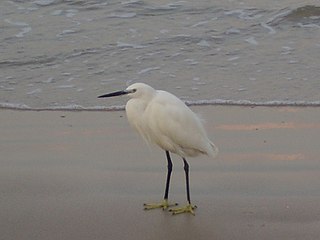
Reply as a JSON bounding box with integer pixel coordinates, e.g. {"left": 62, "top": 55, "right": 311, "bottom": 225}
{"left": 98, "top": 90, "right": 130, "bottom": 98}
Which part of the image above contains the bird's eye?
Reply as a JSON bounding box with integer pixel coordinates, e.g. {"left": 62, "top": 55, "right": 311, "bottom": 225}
{"left": 126, "top": 89, "right": 136, "bottom": 94}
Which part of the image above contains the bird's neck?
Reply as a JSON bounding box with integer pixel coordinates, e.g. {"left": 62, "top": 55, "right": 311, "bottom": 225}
{"left": 126, "top": 98, "right": 149, "bottom": 117}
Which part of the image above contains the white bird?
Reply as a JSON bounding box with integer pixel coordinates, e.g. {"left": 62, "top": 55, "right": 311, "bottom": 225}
{"left": 98, "top": 83, "right": 218, "bottom": 215}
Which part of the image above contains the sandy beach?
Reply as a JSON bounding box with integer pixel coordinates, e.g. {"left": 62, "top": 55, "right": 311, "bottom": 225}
{"left": 1, "top": 106, "right": 320, "bottom": 240}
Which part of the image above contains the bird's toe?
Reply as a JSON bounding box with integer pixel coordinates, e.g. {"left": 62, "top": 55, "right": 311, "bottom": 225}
{"left": 169, "top": 204, "right": 197, "bottom": 215}
{"left": 143, "top": 199, "right": 178, "bottom": 210}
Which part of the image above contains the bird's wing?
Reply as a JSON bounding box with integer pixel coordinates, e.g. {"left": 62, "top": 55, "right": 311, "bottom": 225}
{"left": 145, "top": 91, "right": 212, "bottom": 157}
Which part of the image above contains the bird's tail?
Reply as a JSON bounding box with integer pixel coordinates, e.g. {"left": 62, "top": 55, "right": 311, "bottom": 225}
{"left": 208, "top": 141, "right": 219, "bottom": 159}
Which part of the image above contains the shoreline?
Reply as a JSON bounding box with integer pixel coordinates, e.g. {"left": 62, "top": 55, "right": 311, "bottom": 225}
{"left": 1, "top": 100, "right": 320, "bottom": 112}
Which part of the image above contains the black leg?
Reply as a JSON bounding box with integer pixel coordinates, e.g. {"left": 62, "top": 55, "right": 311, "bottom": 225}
{"left": 168, "top": 158, "right": 196, "bottom": 215}
{"left": 183, "top": 158, "right": 191, "bottom": 204}
{"left": 164, "top": 151, "right": 173, "bottom": 200}
{"left": 143, "top": 151, "right": 176, "bottom": 211}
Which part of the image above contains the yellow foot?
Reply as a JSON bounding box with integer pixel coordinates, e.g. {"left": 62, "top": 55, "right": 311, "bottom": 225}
{"left": 143, "top": 199, "right": 178, "bottom": 210}
{"left": 169, "top": 204, "right": 197, "bottom": 215}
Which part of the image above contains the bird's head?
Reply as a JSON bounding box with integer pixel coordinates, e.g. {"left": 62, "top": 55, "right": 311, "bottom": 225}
{"left": 98, "top": 83, "right": 155, "bottom": 100}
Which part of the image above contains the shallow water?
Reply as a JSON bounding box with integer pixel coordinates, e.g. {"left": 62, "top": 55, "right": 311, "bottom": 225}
{"left": 1, "top": 0, "right": 320, "bottom": 110}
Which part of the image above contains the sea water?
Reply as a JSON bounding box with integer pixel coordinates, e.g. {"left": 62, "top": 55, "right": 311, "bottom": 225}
{"left": 1, "top": 0, "right": 320, "bottom": 110}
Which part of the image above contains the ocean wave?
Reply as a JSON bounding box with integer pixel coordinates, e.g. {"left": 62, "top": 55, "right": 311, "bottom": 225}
{"left": 1, "top": 100, "right": 320, "bottom": 111}
{"left": 266, "top": 5, "right": 320, "bottom": 26}
{"left": 185, "top": 100, "right": 320, "bottom": 107}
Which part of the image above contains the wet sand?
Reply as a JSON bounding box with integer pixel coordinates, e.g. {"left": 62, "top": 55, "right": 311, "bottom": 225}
{"left": 1, "top": 106, "right": 320, "bottom": 240}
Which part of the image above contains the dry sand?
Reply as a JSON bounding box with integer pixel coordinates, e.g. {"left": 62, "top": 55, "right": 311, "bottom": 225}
{"left": 1, "top": 106, "right": 320, "bottom": 240}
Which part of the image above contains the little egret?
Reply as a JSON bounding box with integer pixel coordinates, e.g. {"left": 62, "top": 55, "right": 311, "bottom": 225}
{"left": 98, "top": 83, "right": 218, "bottom": 215}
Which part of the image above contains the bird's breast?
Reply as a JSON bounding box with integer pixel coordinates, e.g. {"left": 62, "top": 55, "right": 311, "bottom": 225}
{"left": 125, "top": 99, "right": 152, "bottom": 143}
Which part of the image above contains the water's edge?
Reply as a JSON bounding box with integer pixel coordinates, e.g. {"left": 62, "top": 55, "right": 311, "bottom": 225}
{"left": 1, "top": 100, "right": 320, "bottom": 112}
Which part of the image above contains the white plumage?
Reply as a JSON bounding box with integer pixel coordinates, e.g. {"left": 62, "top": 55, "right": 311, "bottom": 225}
{"left": 125, "top": 83, "right": 218, "bottom": 158}
{"left": 98, "top": 83, "right": 218, "bottom": 215}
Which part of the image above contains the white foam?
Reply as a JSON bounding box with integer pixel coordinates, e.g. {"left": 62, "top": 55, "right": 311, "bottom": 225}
{"left": 0, "top": 86, "right": 15, "bottom": 91}
{"left": 27, "top": 88, "right": 42, "bottom": 95}
{"left": 33, "top": 0, "right": 56, "bottom": 6}
{"left": 41, "top": 77, "right": 54, "bottom": 83}
{"left": 224, "top": 9, "right": 262, "bottom": 20}
{"left": 2, "top": 100, "right": 320, "bottom": 111}
{"left": 297, "top": 23, "right": 320, "bottom": 29}
{"left": 57, "top": 29, "right": 77, "bottom": 37}
{"left": 237, "top": 88, "right": 247, "bottom": 92}
{"left": 121, "top": 0, "right": 142, "bottom": 5}
{"left": 16, "top": 27, "right": 32, "bottom": 38}
{"left": 56, "top": 85, "right": 75, "bottom": 89}
{"left": 5, "top": 19, "right": 28, "bottom": 26}
{"left": 184, "top": 100, "right": 320, "bottom": 107}
{"left": 184, "top": 59, "right": 198, "bottom": 65}
{"left": 260, "top": 22, "right": 276, "bottom": 34}
{"left": 0, "top": 102, "right": 31, "bottom": 110}
{"left": 117, "top": 42, "right": 146, "bottom": 49}
{"left": 228, "top": 56, "right": 240, "bottom": 61}
{"left": 51, "top": 10, "right": 63, "bottom": 16}
{"left": 245, "top": 37, "right": 258, "bottom": 45}
{"left": 197, "top": 40, "right": 210, "bottom": 47}
{"left": 108, "top": 12, "right": 137, "bottom": 18}
{"left": 5, "top": 19, "right": 32, "bottom": 37}
{"left": 137, "top": 67, "right": 160, "bottom": 74}
{"left": 225, "top": 28, "right": 241, "bottom": 34}
{"left": 66, "top": 9, "right": 79, "bottom": 18}
{"left": 265, "top": 9, "right": 292, "bottom": 24}
{"left": 191, "top": 21, "right": 209, "bottom": 28}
